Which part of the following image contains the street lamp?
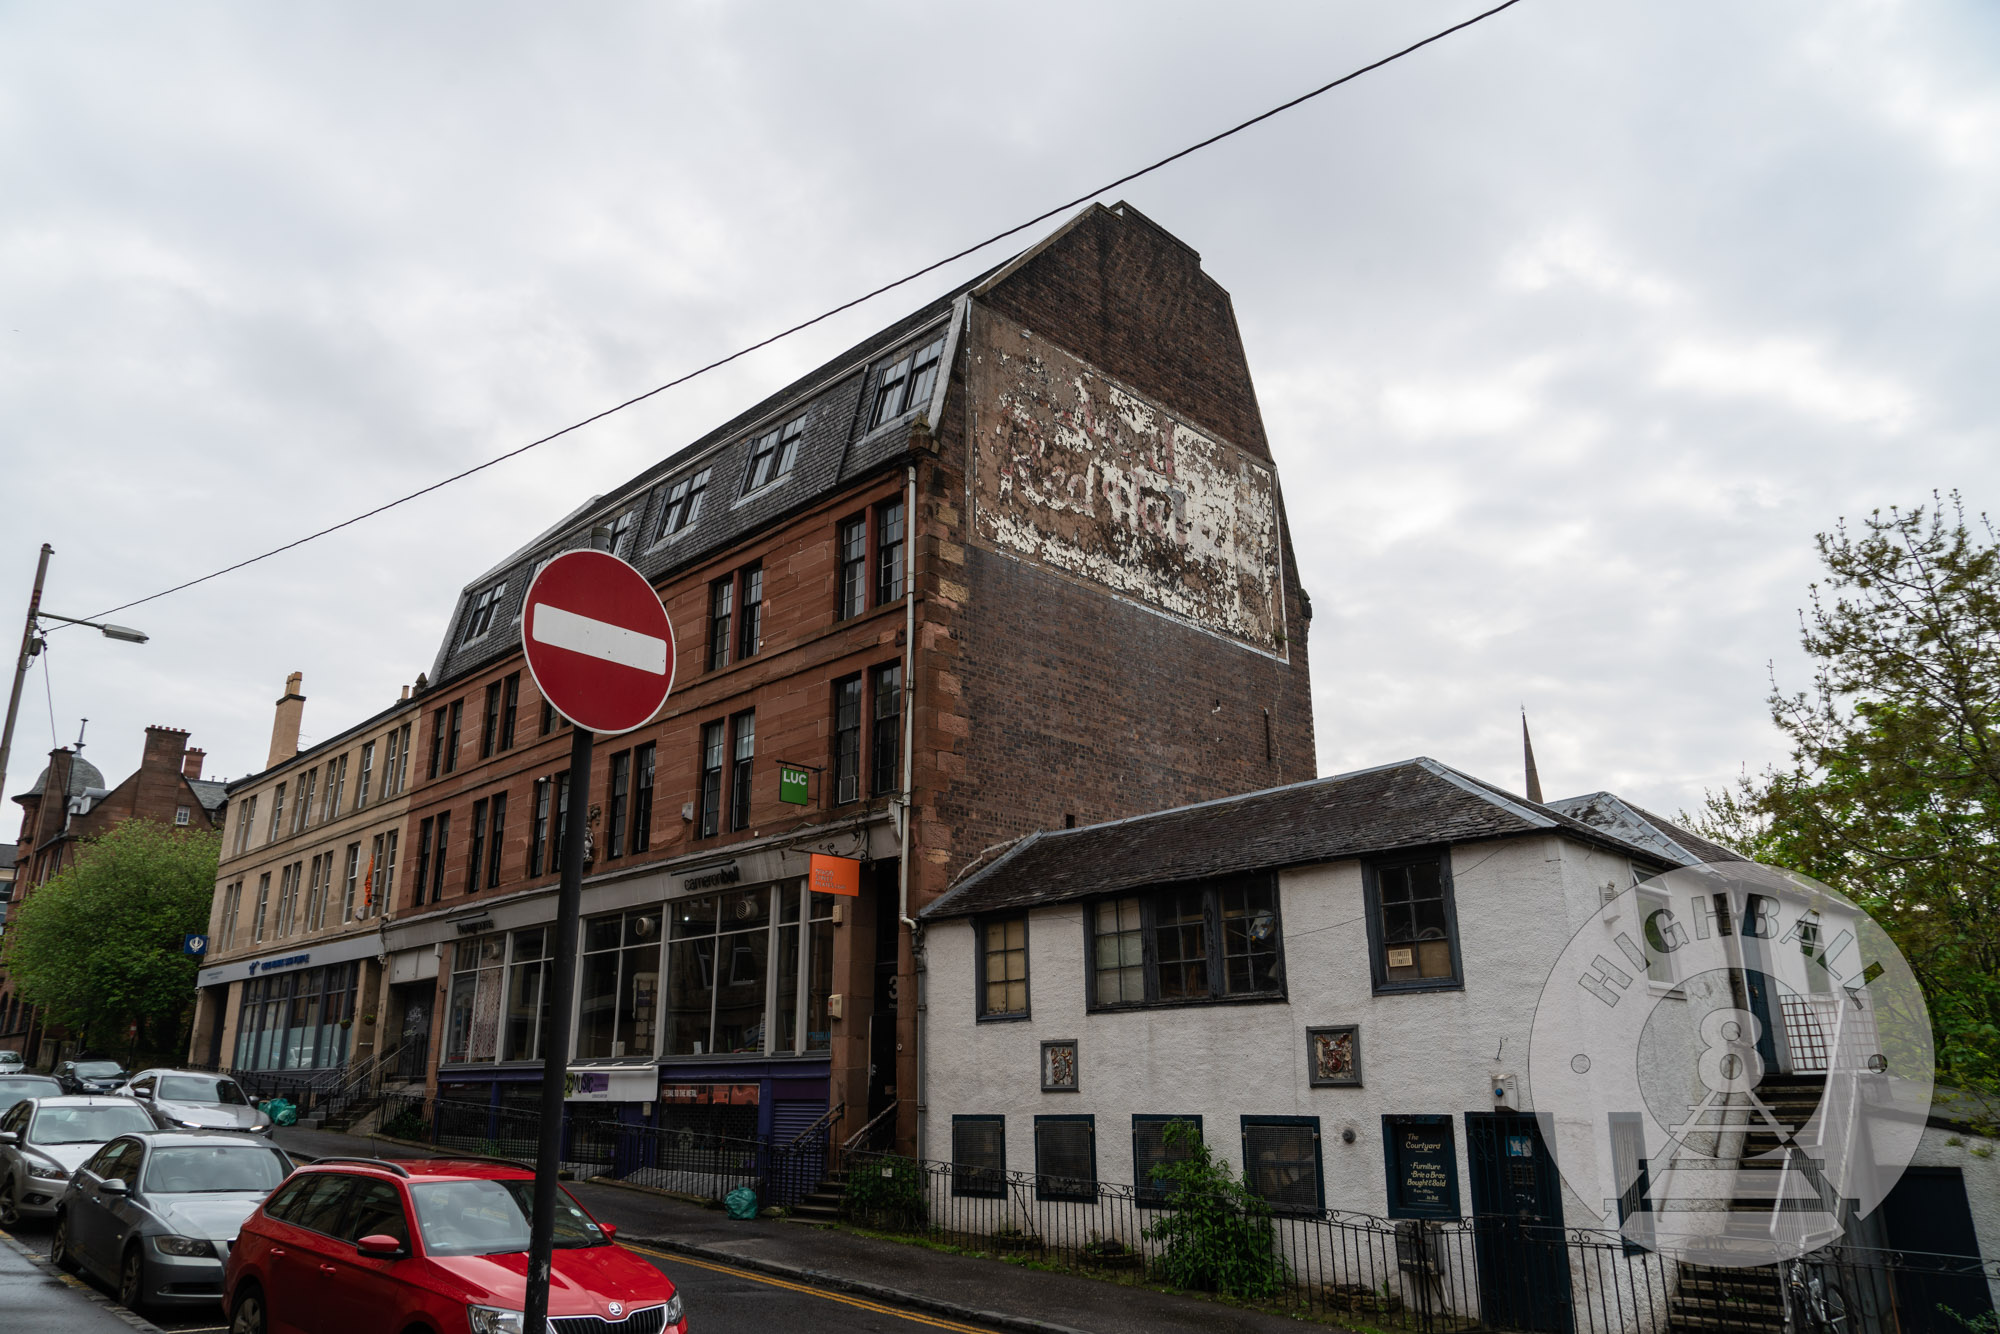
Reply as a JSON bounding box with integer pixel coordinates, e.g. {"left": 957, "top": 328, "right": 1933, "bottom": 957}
{"left": 0, "top": 544, "right": 149, "bottom": 806}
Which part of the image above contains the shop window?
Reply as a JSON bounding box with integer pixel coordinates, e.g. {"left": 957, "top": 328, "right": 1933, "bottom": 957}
{"left": 443, "top": 935, "right": 506, "bottom": 1064}
{"left": 1242, "top": 1116, "right": 1322, "bottom": 1215}
{"left": 1086, "top": 875, "right": 1284, "bottom": 1010}
{"left": 1133, "top": 1115, "right": 1203, "bottom": 1209}
{"left": 576, "top": 910, "right": 663, "bottom": 1061}
{"left": 1034, "top": 1116, "right": 1096, "bottom": 1202}
{"left": 663, "top": 884, "right": 836, "bottom": 1058}
{"left": 977, "top": 916, "right": 1028, "bottom": 1019}
{"left": 231, "top": 962, "right": 357, "bottom": 1072}
{"left": 952, "top": 1115, "right": 1006, "bottom": 1199}
{"left": 1364, "top": 853, "right": 1461, "bottom": 992}
{"left": 502, "top": 929, "right": 554, "bottom": 1062}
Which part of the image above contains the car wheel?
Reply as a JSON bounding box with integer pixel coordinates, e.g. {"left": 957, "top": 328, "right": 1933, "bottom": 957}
{"left": 118, "top": 1245, "right": 149, "bottom": 1313}
{"left": 50, "top": 1213, "right": 77, "bottom": 1272}
{"left": 231, "top": 1282, "right": 269, "bottom": 1334}
{"left": 0, "top": 1175, "right": 19, "bottom": 1228}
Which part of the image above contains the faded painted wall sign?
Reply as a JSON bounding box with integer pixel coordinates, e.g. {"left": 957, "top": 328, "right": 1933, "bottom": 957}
{"left": 968, "top": 311, "right": 1284, "bottom": 652}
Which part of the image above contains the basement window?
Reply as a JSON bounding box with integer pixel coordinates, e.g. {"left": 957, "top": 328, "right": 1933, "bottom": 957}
{"left": 951, "top": 1116, "right": 1006, "bottom": 1199}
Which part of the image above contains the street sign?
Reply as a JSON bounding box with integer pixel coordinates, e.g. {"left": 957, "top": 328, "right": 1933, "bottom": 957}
{"left": 778, "top": 762, "right": 811, "bottom": 805}
{"left": 521, "top": 550, "right": 676, "bottom": 736}
{"left": 182, "top": 934, "right": 208, "bottom": 956}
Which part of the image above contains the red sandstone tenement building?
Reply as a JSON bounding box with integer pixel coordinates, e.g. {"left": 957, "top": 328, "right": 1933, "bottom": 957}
{"left": 2, "top": 726, "right": 224, "bottom": 1065}
{"left": 193, "top": 202, "right": 1315, "bottom": 1158}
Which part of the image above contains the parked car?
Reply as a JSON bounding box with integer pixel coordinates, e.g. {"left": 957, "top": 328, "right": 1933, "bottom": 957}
{"left": 0, "top": 1073, "right": 61, "bottom": 1117}
{"left": 123, "top": 1070, "right": 272, "bottom": 1136}
{"left": 0, "top": 1049, "right": 25, "bottom": 1072}
{"left": 56, "top": 1059, "right": 128, "bottom": 1094}
{"left": 222, "top": 1157, "right": 686, "bottom": 1334}
{"left": 0, "top": 1095, "right": 158, "bottom": 1225}
{"left": 50, "top": 1129, "right": 295, "bottom": 1314}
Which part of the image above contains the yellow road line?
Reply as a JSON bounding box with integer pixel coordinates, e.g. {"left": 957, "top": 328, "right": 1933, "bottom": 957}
{"left": 623, "top": 1242, "right": 1000, "bottom": 1334}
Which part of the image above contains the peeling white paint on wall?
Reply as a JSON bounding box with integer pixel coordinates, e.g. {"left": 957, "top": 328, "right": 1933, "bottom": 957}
{"left": 967, "top": 310, "right": 1283, "bottom": 650}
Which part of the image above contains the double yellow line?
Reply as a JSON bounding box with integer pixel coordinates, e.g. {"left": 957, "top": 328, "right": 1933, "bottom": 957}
{"left": 623, "top": 1242, "right": 1000, "bottom": 1334}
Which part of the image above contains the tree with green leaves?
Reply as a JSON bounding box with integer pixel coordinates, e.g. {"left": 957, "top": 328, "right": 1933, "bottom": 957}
{"left": 2, "top": 818, "right": 219, "bottom": 1062}
{"left": 1689, "top": 493, "right": 2000, "bottom": 1093}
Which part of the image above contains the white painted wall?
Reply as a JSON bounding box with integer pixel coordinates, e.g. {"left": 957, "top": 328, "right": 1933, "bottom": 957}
{"left": 1906, "top": 1123, "right": 2000, "bottom": 1289}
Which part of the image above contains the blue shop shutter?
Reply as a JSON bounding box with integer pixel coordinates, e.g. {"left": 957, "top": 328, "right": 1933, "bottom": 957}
{"left": 772, "top": 1100, "right": 827, "bottom": 1144}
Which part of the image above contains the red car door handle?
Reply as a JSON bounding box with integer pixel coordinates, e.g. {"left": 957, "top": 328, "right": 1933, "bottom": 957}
{"left": 269, "top": 1248, "right": 286, "bottom": 1257}
{"left": 319, "top": 1265, "right": 338, "bottom": 1274}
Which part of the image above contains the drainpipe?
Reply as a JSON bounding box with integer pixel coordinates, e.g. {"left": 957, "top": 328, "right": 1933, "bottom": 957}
{"left": 898, "top": 460, "right": 924, "bottom": 1160}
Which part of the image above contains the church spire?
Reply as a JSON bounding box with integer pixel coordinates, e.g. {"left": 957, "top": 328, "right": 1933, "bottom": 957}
{"left": 1521, "top": 707, "right": 1544, "bottom": 804}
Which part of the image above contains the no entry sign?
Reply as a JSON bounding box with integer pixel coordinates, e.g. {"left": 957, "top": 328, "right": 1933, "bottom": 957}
{"left": 521, "top": 549, "right": 676, "bottom": 735}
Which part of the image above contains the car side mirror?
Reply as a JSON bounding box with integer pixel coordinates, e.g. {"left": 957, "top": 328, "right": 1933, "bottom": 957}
{"left": 0, "top": 1130, "right": 16, "bottom": 1145}
{"left": 597, "top": 1223, "right": 617, "bottom": 1241}
{"left": 101, "top": 1179, "right": 130, "bottom": 1196}
{"left": 133, "top": 1088, "right": 152, "bottom": 1099}
{"left": 355, "top": 1234, "right": 406, "bottom": 1259}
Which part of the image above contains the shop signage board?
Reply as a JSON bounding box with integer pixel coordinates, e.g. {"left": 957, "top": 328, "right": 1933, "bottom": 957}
{"left": 809, "top": 853, "right": 861, "bottom": 896}
{"left": 778, "top": 763, "right": 811, "bottom": 805}
{"left": 521, "top": 549, "right": 677, "bottom": 736}
{"left": 564, "top": 1067, "right": 658, "bottom": 1103}
{"left": 1384, "top": 1114, "right": 1462, "bottom": 1219}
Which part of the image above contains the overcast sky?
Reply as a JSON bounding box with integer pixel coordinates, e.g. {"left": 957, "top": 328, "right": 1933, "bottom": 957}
{"left": 3, "top": 0, "right": 1995, "bottom": 826}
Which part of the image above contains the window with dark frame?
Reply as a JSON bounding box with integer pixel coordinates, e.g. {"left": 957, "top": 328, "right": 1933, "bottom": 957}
{"left": 698, "top": 720, "right": 725, "bottom": 838}
{"left": 709, "top": 577, "right": 734, "bottom": 672}
{"left": 1087, "top": 876, "right": 1284, "bottom": 1010}
{"left": 460, "top": 581, "right": 506, "bottom": 645}
{"left": 485, "top": 793, "right": 506, "bottom": 890}
{"left": 481, "top": 682, "right": 503, "bottom": 758}
{"left": 951, "top": 1116, "right": 1006, "bottom": 1199}
{"left": 631, "top": 742, "right": 655, "bottom": 854}
{"left": 414, "top": 818, "right": 435, "bottom": 909}
{"left": 499, "top": 673, "right": 519, "bottom": 750}
{"left": 837, "top": 517, "right": 867, "bottom": 619}
{"left": 607, "top": 751, "right": 630, "bottom": 859}
{"left": 729, "top": 711, "right": 755, "bottom": 831}
{"left": 550, "top": 773, "right": 569, "bottom": 866}
{"left": 906, "top": 337, "right": 943, "bottom": 413}
{"left": 738, "top": 565, "right": 763, "bottom": 661}
{"left": 832, "top": 675, "right": 862, "bottom": 803}
{"left": 869, "top": 353, "right": 911, "bottom": 429}
{"left": 870, "top": 663, "right": 902, "bottom": 795}
{"left": 430, "top": 811, "right": 451, "bottom": 903}
{"left": 1133, "top": 1116, "right": 1204, "bottom": 1209}
{"left": 1365, "top": 853, "right": 1461, "bottom": 990}
{"left": 467, "top": 799, "right": 489, "bottom": 892}
{"left": 529, "top": 779, "right": 551, "bottom": 877}
{"left": 875, "top": 499, "right": 905, "bottom": 605}
{"left": 606, "top": 510, "right": 636, "bottom": 557}
{"left": 1034, "top": 1116, "right": 1097, "bottom": 1202}
{"left": 742, "top": 415, "right": 806, "bottom": 493}
{"left": 869, "top": 336, "right": 944, "bottom": 429}
{"left": 444, "top": 700, "right": 463, "bottom": 774}
{"left": 652, "top": 468, "right": 711, "bottom": 541}
{"left": 977, "top": 916, "right": 1028, "bottom": 1018}
{"left": 1241, "top": 1117, "right": 1322, "bottom": 1215}
{"left": 428, "top": 708, "right": 446, "bottom": 778}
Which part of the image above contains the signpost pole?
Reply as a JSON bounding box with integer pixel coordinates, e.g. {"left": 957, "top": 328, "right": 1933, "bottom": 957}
{"left": 525, "top": 723, "right": 593, "bottom": 1332}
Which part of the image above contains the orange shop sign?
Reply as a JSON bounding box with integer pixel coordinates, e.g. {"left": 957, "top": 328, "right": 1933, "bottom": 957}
{"left": 809, "top": 853, "right": 861, "bottom": 897}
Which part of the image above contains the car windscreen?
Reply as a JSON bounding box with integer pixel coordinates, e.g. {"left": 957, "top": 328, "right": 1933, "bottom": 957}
{"left": 73, "top": 1062, "right": 124, "bottom": 1079}
{"left": 1, "top": 1077, "right": 60, "bottom": 1109}
{"left": 31, "top": 1103, "right": 157, "bottom": 1144}
{"left": 407, "top": 1178, "right": 605, "bottom": 1257}
{"left": 158, "top": 1076, "right": 250, "bottom": 1106}
{"left": 144, "top": 1144, "right": 291, "bottom": 1194}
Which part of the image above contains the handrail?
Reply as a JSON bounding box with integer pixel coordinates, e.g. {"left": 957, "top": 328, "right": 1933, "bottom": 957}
{"left": 789, "top": 1100, "right": 845, "bottom": 1150}
{"left": 841, "top": 1102, "right": 897, "bottom": 1153}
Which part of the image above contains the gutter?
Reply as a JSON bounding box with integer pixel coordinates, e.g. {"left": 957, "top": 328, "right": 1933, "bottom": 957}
{"left": 898, "top": 458, "right": 924, "bottom": 1161}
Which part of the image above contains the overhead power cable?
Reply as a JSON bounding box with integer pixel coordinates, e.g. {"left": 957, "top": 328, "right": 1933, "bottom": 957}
{"left": 86, "top": 0, "right": 1526, "bottom": 621}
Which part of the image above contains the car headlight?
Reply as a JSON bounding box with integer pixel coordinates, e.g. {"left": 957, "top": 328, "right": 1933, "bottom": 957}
{"left": 152, "top": 1235, "right": 218, "bottom": 1258}
{"left": 179, "top": 1120, "right": 205, "bottom": 1129}
{"left": 26, "top": 1159, "right": 69, "bottom": 1180}
{"left": 664, "top": 1293, "right": 684, "bottom": 1326}
{"left": 466, "top": 1306, "right": 525, "bottom": 1334}
{"left": 252, "top": 1123, "right": 270, "bottom": 1133}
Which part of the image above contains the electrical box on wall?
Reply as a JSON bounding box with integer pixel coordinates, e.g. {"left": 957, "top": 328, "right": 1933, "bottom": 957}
{"left": 828, "top": 993, "right": 844, "bottom": 1020}
{"left": 1492, "top": 1074, "right": 1518, "bottom": 1108}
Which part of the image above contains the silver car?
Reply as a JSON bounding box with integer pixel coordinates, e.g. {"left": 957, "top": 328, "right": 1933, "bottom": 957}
{"left": 50, "top": 1129, "right": 295, "bottom": 1314}
{"left": 123, "top": 1069, "right": 272, "bottom": 1135}
{"left": 0, "top": 1095, "right": 158, "bottom": 1223}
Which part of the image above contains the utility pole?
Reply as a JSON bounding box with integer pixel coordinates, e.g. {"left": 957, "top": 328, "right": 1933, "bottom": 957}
{"left": 0, "top": 543, "right": 54, "bottom": 808}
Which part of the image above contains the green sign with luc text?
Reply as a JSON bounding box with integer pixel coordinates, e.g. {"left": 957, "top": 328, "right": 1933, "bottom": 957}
{"left": 779, "top": 763, "right": 810, "bottom": 806}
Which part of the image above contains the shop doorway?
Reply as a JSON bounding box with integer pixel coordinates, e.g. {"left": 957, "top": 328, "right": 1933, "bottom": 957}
{"left": 1466, "top": 1111, "right": 1572, "bottom": 1334}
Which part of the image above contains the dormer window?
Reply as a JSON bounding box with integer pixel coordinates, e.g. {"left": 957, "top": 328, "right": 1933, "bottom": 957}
{"left": 653, "top": 469, "right": 711, "bottom": 542}
{"left": 461, "top": 582, "right": 507, "bottom": 645}
{"left": 742, "top": 416, "right": 806, "bottom": 494}
{"left": 870, "top": 336, "right": 945, "bottom": 429}
{"left": 606, "top": 510, "right": 636, "bottom": 557}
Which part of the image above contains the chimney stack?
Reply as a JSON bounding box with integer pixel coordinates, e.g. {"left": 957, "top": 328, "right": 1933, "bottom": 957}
{"left": 183, "top": 748, "right": 206, "bottom": 782}
{"left": 268, "top": 672, "right": 306, "bottom": 769}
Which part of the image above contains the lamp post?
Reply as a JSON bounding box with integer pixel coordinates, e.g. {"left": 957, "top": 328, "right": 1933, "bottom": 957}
{"left": 0, "top": 544, "right": 149, "bottom": 806}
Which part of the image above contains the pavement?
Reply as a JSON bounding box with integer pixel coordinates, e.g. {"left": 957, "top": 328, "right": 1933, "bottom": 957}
{"left": 271, "top": 1125, "right": 1318, "bottom": 1334}
{"left": 0, "top": 1227, "right": 157, "bottom": 1333}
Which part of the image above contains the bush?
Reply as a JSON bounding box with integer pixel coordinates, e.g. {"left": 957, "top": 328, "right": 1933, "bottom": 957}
{"left": 1142, "top": 1121, "right": 1289, "bottom": 1300}
{"left": 843, "top": 1154, "right": 928, "bottom": 1232}
{"left": 380, "top": 1105, "right": 430, "bottom": 1141}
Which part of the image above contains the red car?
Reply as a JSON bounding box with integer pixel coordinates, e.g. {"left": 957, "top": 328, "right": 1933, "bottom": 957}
{"left": 222, "top": 1156, "right": 685, "bottom": 1334}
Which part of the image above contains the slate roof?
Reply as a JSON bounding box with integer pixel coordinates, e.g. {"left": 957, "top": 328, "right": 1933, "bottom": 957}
{"left": 1544, "top": 791, "right": 1746, "bottom": 868}
{"left": 424, "top": 257, "right": 1010, "bottom": 691}
{"left": 923, "top": 757, "right": 1712, "bottom": 921}
{"left": 19, "top": 755, "right": 106, "bottom": 799}
{"left": 187, "top": 779, "right": 228, "bottom": 814}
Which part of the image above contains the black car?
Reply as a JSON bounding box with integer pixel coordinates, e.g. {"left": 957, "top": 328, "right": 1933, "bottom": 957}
{"left": 56, "top": 1060, "right": 128, "bottom": 1095}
